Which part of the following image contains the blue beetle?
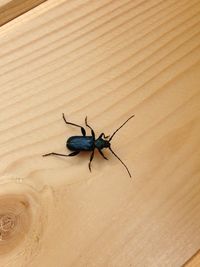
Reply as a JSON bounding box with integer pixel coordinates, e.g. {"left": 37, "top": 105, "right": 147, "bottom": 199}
{"left": 43, "top": 113, "right": 134, "bottom": 177}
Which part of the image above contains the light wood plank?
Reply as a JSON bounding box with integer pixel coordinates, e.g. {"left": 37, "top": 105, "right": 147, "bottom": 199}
{"left": 0, "top": 0, "right": 200, "bottom": 266}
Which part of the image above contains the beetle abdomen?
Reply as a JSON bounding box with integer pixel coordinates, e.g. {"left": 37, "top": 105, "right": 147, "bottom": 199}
{"left": 67, "top": 136, "right": 94, "bottom": 151}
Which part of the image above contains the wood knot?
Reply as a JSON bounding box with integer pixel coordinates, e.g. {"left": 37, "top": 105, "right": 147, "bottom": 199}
{"left": 0, "top": 214, "right": 16, "bottom": 238}
{"left": 0, "top": 196, "right": 30, "bottom": 254}
{"left": 0, "top": 178, "right": 52, "bottom": 261}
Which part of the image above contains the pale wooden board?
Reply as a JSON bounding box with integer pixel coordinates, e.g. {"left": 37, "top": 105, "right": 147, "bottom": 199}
{"left": 0, "top": 0, "right": 200, "bottom": 266}
{"left": 0, "top": 0, "right": 12, "bottom": 6}
{"left": 0, "top": 0, "right": 47, "bottom": 26}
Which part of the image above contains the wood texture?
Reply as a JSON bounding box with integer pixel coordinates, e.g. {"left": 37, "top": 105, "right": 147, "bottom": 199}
{"left": 184, "top": 250, "right": 200, "bottom": 267}
{"left": 0, "top": 0, "right": 200, "bottom": 266}
{"left": 0, "top": 0, "right": 47, "bottom": 26}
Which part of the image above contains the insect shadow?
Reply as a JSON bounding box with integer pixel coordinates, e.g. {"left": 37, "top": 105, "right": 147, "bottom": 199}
{"left": 43, "top": 113, "right": 134, "bottom": 178}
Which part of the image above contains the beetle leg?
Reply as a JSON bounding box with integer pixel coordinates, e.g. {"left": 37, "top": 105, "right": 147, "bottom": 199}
{"left": 99, "top": 133, "right": 109, "bottom": 139}
{"left": 43, "top": 151, "right": 80, "bottom": 157}
{"left": 88, "top": 150, "right": 95, "bottom": 172}
{"left": 62, "top": 113, "right": 86, "bottom": 136}
{"left": 85, "top": 116, "right": 95, "bottom": 139}
{"left": 98, "top": 149, "right": 108, "bottom": 160}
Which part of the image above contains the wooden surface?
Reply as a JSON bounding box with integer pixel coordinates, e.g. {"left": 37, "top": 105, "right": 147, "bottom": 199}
{"left": 0, "top": 0, "right": 46, "bottom": 26}
{"left": 0, "top": 0, "right": 200, "bottom": 266}
{"left": 184, "top": 251, "right": 200, "bottom": 267}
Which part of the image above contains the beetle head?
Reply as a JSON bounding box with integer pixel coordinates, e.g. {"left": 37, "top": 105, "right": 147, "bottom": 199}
{"left": 103, "top": 140, "right": 111, "bottom": 148}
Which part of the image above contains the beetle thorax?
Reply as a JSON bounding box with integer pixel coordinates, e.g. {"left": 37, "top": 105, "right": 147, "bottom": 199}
{"left": 95, "top": 138, "right": 110, "bottom": 149}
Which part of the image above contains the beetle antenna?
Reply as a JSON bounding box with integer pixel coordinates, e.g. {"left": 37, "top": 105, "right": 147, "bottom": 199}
{"left": 109, "top": 147, "right": 131, "bottom": 178}
{"left": 109, "top": 115, "right": 135, "bottom": 142}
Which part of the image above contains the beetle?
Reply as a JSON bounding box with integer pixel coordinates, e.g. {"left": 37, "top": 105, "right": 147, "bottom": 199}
{"left": 43, "top": 113, "right": 134, "bottom": 177}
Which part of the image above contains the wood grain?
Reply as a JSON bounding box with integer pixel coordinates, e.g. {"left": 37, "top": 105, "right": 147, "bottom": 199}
{"left": 0, "top": 0, "right": 47, "bottom": 26}
{"left": 0, "top": 0, "right": 200, "bottom": 266}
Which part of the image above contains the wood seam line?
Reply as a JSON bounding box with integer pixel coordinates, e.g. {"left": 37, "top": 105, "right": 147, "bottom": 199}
{"left": 0, "top": 0, "right": 47, "bottom": 27}
{"left": 181, "top": 249, "right": 200, "bottom": 267}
